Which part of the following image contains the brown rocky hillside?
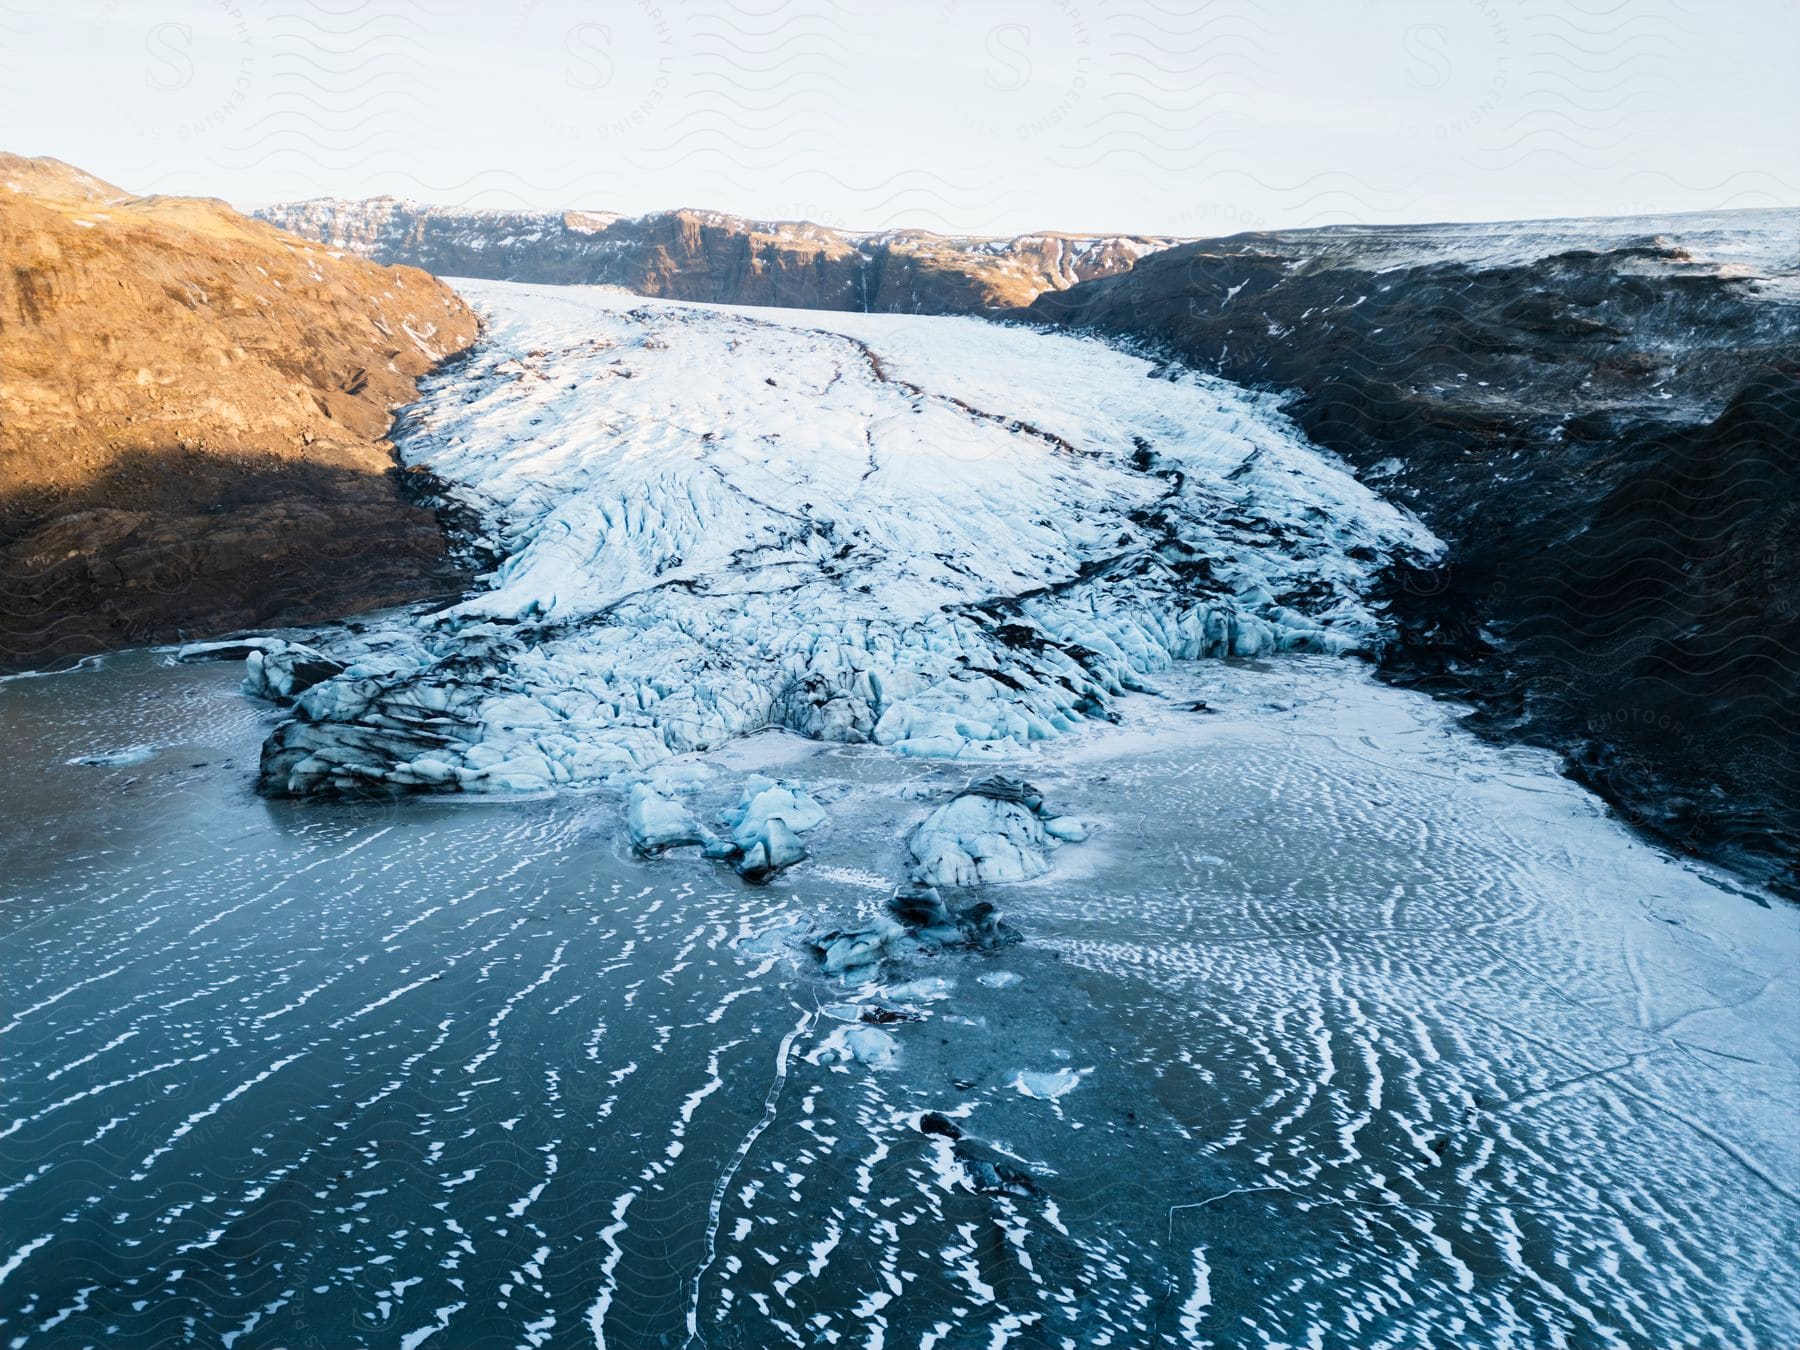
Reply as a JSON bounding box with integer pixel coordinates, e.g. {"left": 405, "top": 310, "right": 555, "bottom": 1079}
{"left": 0, "top": 154, "right": 479, "bottom": 668}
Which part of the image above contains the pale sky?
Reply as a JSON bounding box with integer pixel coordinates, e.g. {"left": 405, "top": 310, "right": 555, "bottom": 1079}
{"left": 5, "top": 0, "right": 1796, "bottom": 236}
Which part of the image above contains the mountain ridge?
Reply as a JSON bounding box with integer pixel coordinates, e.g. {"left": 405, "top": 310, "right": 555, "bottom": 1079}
{"left": 257, "top": 195, "right": 1183, "bottom": 314}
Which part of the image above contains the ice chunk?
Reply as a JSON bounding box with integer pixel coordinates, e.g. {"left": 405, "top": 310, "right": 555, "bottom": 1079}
{"left": 978, "top": 970, "right": 1023, "bottom": 989}
{"left": 910, "top": 792, "right": 1054, "bottom": 887}
{"left": 735, "top": 842, "right": 773, "bottom": 882}
{"left": 626, "top": 784, "right": 705, "bottom": 853}
{"left": 810, "top": 915, "right": 908, "bottom": 981}
{"left": 646, "top": 761, "right": 713, "bottom": 796}
{"left": 883, "top": 976, "right": 954, "bottom": 1003}
{"left": 725, "top": 776, "right": 828, "bottom": 846}
{"left": 725, "top": 776, "right": 827, "bottom": 880}
{"left": 951, "top": 1139, "right": 1044, "bottom": 1198}
{"left": 907, "top": 775, "right": 1086, "bottom": 891}
{"left": 1011, "top": 1067, "right": 1091, "bottom": 1101}
{"left": 809, "top": 1024, "right": 899, "bottom": 1069}
{"left": 176, "top": 636, "right": 285, "bottom": 663}
{"left": 241, "top": 641, "right": 345, "bottom": 702}
{"left": 730, "top": 916, "right": 804, "bottom": 958}
{"left": 887, "top": 882, "right": 961, "bottom": 943}
{"left": 761, "top": 818, "right": 807, "bottom": 867}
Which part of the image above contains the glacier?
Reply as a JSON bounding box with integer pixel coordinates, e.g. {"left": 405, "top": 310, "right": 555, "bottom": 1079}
{"left": 255, "top": 281, "right": 1439, "bottom": 797}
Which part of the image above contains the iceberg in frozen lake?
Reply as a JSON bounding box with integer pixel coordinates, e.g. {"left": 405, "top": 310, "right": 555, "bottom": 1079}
{"left": 625, "top": 783, "right": 706, "bottom": 853}
{"left": 722, "top": 775, "right": 828, "bottom": 880}
{"left": 256, "top": 281, "right": 1438, "bottom": 796}
{"left": 908, "top": 774, "right": 1078, "bottom": 887}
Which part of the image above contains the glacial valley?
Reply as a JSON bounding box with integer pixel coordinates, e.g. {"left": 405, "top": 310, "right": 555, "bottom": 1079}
{"left": 4, "top": 279, "right": 1795, "bottom": 1349}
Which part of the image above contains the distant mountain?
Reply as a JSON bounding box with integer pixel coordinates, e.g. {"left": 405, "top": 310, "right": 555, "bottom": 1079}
{"left": 1028, "top": 208, "right": 1800, "bottom": 888}
{"left": 0, "top": 153, "right": 479, "bottom": 667}
{"left": 256, "top": 197, "right": 1182, "bottom": 314}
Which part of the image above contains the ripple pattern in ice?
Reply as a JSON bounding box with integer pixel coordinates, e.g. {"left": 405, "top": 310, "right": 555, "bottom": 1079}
{"left": 3, "top": 654, "right": 1796, "bottom": 1346}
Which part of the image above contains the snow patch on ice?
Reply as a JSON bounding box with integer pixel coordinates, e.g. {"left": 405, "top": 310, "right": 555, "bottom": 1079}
{"left": 68, "top": 746, "right": 156, "bottom": 768}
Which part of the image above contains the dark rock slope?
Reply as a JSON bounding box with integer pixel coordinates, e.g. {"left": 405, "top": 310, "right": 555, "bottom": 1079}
{"left": 258, "top": 197, "right": 1180, "bottom": 314}
{"left": 0, "top": 154, "right": 480, "bottom": 669}
{"left": 1028, "top": 211, "right": 1800, "bottom": 891}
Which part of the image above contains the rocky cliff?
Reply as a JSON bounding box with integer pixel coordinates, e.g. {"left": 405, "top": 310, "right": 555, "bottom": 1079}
{"left": 257, "top": 197, "right": 1179, "bottom": 314}
{"left": 0, "top": 154, "right": 480, "bottom": 668}
{"left": 1028, "top": 211, "right": 1800, "bottom": 889}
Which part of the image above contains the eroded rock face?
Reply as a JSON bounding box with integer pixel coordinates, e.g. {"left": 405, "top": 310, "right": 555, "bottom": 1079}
{"left": 1028, "top": 211, "right": 1800, "bottom": 890}
{"left": 257, "top": 197, "right": 1183, "bottom": 315}
{"left": 0, "top": 154, "right": 480, "bottom": 669}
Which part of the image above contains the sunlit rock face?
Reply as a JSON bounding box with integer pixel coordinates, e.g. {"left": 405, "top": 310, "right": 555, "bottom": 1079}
{"left": 0, "top": 156, "right": 480, "bottom": 671}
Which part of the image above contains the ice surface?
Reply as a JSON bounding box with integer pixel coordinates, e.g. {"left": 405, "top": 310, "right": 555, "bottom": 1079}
{"left": 258, "top": 281, "right": 1437, "bottom": 796}
{"left": 8, "top": 648, "right": 1797, "bottom": 1347}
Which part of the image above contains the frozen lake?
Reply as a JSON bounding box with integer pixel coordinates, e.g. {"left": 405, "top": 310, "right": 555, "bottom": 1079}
{"left": 2, "top": 647, "right": 1795, "bottom": 1348}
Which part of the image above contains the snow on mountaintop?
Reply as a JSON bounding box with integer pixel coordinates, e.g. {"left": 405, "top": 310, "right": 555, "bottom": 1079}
{"left": 1240, "top": 207, "right": 1800, "bottom": 276}
{"left": 259, "top": 281, "right": 1436, "bottom": 796}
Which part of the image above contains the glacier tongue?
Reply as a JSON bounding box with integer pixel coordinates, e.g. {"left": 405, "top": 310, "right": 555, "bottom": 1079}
{"left": 258, "top": 281, "right": 1438, "bottom": 797}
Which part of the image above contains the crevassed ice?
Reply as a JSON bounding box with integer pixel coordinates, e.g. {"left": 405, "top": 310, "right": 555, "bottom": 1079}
{"left": 259, "top": 281, "right": 1439, "bottom": 795}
